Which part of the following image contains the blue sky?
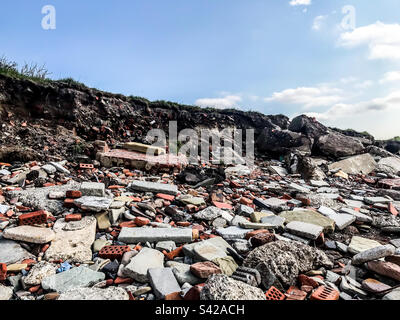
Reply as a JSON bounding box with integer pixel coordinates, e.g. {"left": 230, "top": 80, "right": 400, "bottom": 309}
{"left": 1, "top": 0, "right": 400, "bottom": 138}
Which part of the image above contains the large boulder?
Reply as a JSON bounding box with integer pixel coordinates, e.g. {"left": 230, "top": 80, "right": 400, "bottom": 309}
{"left": 200, "top": 274, "right": 266, "bottom": 300}
{"left": 257, "top": 129, "right": 312, "bottom": 156}
{"left": 289, "top": 115, "right": 328, "bottom": 139}
{"left": 385, "top": 140, "right": 400, "bottom": 155}
{"left": 243, "top": 240, "right": 333, "bottom": 287}
{"left": 328, "top": 153, "right": 377, "bottom": 175}
{"left": 315, "top": 132, "right": 364, "bottom": 158}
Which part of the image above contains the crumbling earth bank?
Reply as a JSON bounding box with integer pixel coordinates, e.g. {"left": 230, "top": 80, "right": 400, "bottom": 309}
{"left": 0, "top": 74, "right": 400, "bottom": 301}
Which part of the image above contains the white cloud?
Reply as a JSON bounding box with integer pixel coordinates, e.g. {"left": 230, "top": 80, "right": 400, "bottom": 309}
{"left": 338, "top": 21, "right": 400, "bottom": 60}
{"left": 312, "top": 15, "right": 327, "bottom": 31}
{"left": 195, "top": 95, "right": 242, "bottom": 109}
{"left": 289, "top": 0, "right": 311, "bottom": 6}
{"left": 265, "top": 86, "right": 343, "bottom": 109}
{"left": 380, "top": 71, "right": 400, "bottom": 84}
{"left": 354, "top": 80, "right": 374, "bottom": 89}
{"left": 305, "top": 90, "right": 400, "bottom": 121}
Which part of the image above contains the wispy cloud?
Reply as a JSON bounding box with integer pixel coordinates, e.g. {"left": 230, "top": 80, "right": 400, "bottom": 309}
{"left": 289, "top": 0, "right": 311, "bottom": 6}
{"left": 195, "top": 95, "right": 242, "bottom": 109}
{"left": 380, "top": 71, "right": 400, "bottom": 83}
{"left": 338, "top": 21, "right": 400, "bottom": 60}
{"left": 265, "top": 86, "right": 343, "bottom": 109}
{"left": 312, "top": 15, "right": 327, "bottom": 31}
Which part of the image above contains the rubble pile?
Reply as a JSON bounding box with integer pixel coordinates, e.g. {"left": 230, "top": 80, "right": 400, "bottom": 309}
{"left": 1, "top": 74, "right": 400, "bottom": 301}
{"left": 1, "top": 141, "right": 400, "bottom": 301}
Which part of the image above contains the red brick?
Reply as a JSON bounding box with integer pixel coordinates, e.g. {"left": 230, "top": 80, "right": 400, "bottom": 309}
{"left": 134, "top": 217, "right": 150, "bottom": 227}
{"left": 114, "top": 277, "right": 134, "bottom": 285}
{"left": 63, "top": 198, "right": 76, "bottom": 208}
{"left": 245, "top": 229, "right": 270, "bottom": 240}
{"left": 190, "top": 262, "right": 222, "bottom": 278}
{"left": 164, "top": 246, "right": 183, "bottom": 260}
{"left": 0, "top": 263, "right": 7, "bottom": 281}
{"left": 119, "top": 221, "right": 136, "bottom": 228}
{"left": 80, "top": 163, "right": 94, "bottom": 169}
{"left": 184, "top": 284, "right": 204, "bottom": 300}
{"left": 310, "top": 285, "right": 340, "bottom": 301}
{"left": 285, "top": 286, "right": 307, "bottom": 300}
{"left": 265, "top": 286, "right": 286, "bottom": 300}
{"left": 156, "top": 193, "right": 175, "bottom": 201}
{"left": 298, "top": 274, "right": 319, "bottom": 288}
{"left": 164, "top": 292, "right": 183, "bottom": 300}
{"left": 28, "top": 285, "right": 41, "bottom": 293}
{"left": 212, "top": 201, "right": 233, "bottom": 210}
{"left": 98, "top": 245, "right": 131, "bottom": 260}
{"left": 18, "top": 210, "right": 47, "bottom": 226}
{"left": 240, "top": 197, "right": 253, "bottom": 206}
{"left": 389, "top": 203, "right": 399, "bottom": 216}
{"left": 65, "top": 214, "right": 82, "bottom": 222}
{"left": 66, "top": 190, "right": 82, "bottom": 199}
{"left": 177, "top": 221, "right": 191, "bottom": 227}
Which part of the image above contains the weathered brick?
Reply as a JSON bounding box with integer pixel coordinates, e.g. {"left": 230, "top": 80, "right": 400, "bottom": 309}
{"left": 265, "top": 286, "right": 285, "bottom": 300}
{"left": 310, "top": 285, "right": 340, "bottom": 301}
{"left": 18, "top": 210, "right": 47, "bottom": 226}
{"left": 98, "top": 245, "right": 131, "bottom": 260}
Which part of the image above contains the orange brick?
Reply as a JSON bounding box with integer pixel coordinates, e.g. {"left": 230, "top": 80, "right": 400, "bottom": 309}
{"left": 63, "top": 198, "right": 75, "bottom": 208}
{"left": 310, "top": 285, "right": 340, "bottom": 301}
{"left": 245, "top": 229, "right": 270, "bottom": 240}
{"left": 65, "top": 214, "right": 82, "bottom": 222}
{"left": 156, "top": 193, "right": 175, "bottom": 201}
{"left": 285, "top": 286, "right": 307, "bottom": 300}
{"left": 66, "top": 190, "right": 82, "bottom": 199}
{"left": 98, "top": 245, "right": 131, "bottom": 260}
{"left": 135, "top": 217, "right": 150, "bottom": 227}
{"left": 18, "top": 210, "right": 47, "bottom": 226}
{"left": 0, "top": 263, "right": 7, "bottom": 281}
{"left": 164, "top": 246, "right": 183, "bottom": 260}
{"left": 265, "top": 286, "right": 285, "bottom": 300}
{"left": 164, "top": 292, "right": 183, "bottom": 300}
{"left": 240, "top": 197, "right": 253, "bottom": 206}
{"left": 114, "top": 277, "right": 134, "bottom": 285}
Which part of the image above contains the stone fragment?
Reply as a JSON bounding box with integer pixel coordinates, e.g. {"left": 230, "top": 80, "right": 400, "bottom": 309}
{"left": 129, "top": 180, "right": 178, "bottom": 195}
{"left": 23, "top": 262, "right": 57, "bottom": 286}
{"left": 244, "top": 240, "right": 333, "bottom": 287}
{"left": 352, "top": 244, "right": 396, "bottom": 265}
{"left": 212, "top": 256, "right": 238, "bottom": 276}
{"left": 328, "top": 153, "right": 377, "bottom": 175}
{"left": 95, "top": 212, "right": 111, "bottom": 230}
{"left": 80, "top": 182, "right": 105, "bottom": 197}
{"left": 118, "top": 227, "right": 192, "bottom": 243}
{"left": 347, "top": 236, "right": 382, "bottom": 255}
{"left": 148, "top": 267, "right": 181, "bottom": 299}
{"left": 0, "top": 285, "right": 13, "bottom": 300}
{"left": 58, "top": 287, "right": 129, "bottom": 300}
{"left": 3, "top": 226, "right": 55, "bottom": 244}
{"left": 280, "top": 209, "right": 335, "bottom": 232}
{"left": 200, "top": 274, "right": 266, "bottom": 300}
{"left": 41, "top": 266, "right": 105, "bottom": 293}
{"left": 193, "top": 241, "right": 227, "bottom": 261}
{"left": 216, "top": 226, "right": 251, "bottom": 240}
{"left": 194, "top": 206, "right": 223, "bottom": 221}
{"left": 285, "top": 221, "right": 323, "bottom": 240}
{"left": 0, "top": 239, "right": 34, "bottom": 265}
{"left": 124, "top": 248, "right": 164, "bottom": 283}
{"left": 74, "top": 196, "right": 112, "bottom": 212}
{"left": 44, "top": 216, "right": 97, "bottom": 263}
{"left": 165, "top": 261, "right": 202, "bottom": 285}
